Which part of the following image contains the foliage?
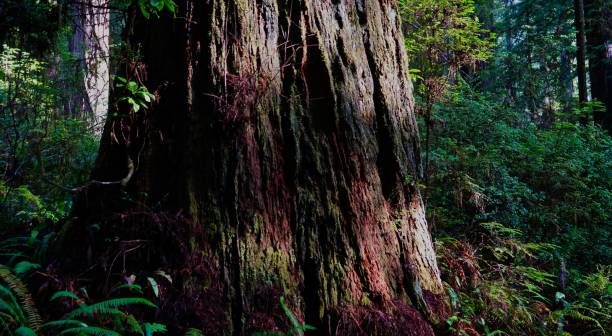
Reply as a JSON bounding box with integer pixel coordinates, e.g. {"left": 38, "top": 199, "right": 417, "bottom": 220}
{"left": 0, "top": 230, "right": 166, "bottom": 335}
{"left": 0, "top": 0, "right": 609, "bottom": 334}
{"left": 401, "top": 0, "right": 494, "bottom": 87}
{"left": 0, "top": 1, "right": 59, "bottom": 55}
{"left": 437, "top": 223, "right": 610, "bottom": 335}
{"left": 42, "top": 293, "right": 162, "bottom": 335}
{"left": 114, "top": 76, "right": 155, "bottom": 115}
{"left": 481, "top": 0, "right": 577, "bottom": 119}
{"left": 0, "top": 45, "right": 98, "bottom": 232}
{"left": 137, "top": 0, "right": 177, "bottom": 19}
{"left": 400, "top": 0, "right": 495, "bottom": 184}
{"left": 403, "top": 2, "right": 611, "bottom": 331}
{"left": 0, "top": 38, "right": 163, "bottom": 334}
{"left": 426, "top": 80, "right": 611, "bottom": 270}
{"left": 253, "top": 296, "right": 316, "bottom": 336}
{"left": 0, "top": 265, "right": 42, "bottom": 333}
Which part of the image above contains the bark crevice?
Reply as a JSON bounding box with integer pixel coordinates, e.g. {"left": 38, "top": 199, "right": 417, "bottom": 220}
{"left": 61, "top": 1, "right": 449, "bottom": 334}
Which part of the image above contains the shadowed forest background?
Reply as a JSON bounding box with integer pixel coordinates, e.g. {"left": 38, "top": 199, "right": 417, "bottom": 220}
{"left": 0, "top": 0, "right": 610, "bottom": 335}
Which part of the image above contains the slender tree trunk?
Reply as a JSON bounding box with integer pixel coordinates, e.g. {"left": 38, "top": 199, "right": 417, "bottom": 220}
{"left": 61, "top": 1, "right": 448, "bottom": 335}
{"left": 503, "top": 0, "right": 516, "bottom": 106}
{"left": 560, "top": 49, "right": 575, "bottom": 115}
{"left": 585, "top": 0, "right": 612, "bottom": 131}
{"left": 575, "top": 0, "right": 589, "bottom": 106}
{"left": 69, "top": 0, "right": 110, "bottom": 134}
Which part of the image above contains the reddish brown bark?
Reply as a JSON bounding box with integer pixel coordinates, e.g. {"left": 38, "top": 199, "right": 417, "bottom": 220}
{"left": 62, "top": 1, "right": 448, "bottom": 334}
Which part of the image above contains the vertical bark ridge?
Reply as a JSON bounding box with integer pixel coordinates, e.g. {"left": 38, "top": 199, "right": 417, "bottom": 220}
{"left": 65, "top": 0, "right": 448, "bottom": 334}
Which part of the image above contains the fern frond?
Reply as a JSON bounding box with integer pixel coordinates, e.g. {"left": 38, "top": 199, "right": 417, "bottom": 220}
{"left": 144, "top": 322, "right": 167, "bottom": 335}
{"left": 15, "top": 326, "right": 36, "bottom": 336}
{"left": 50, "top": 290, "right": 80, "bottom": 302}
{"left": 0, "top": 315, "right": 14, "bottom": 334}
{"left": 109, "top": 283, "right": 143, "bottom": 295}
{"left": 563, "top": 308, "right": 605, "bottom": 334}
{"left": 13, "top": 261, "right": 40, "bottom": 275}
{"left": 0, "top": 286, "right": 25, "bottom": 322}
{"left": 124, "top": 312, "right": 144, "bottom": 335}
{"left": 59, "top": 326, "right": 122, "bottom": 336}
{"left": 65, "top": 298, "right": 156, "bottom": 319}
{"left": 0, "top": 266, "right": 41, "bottom": 330}
{"left": 40, "top": 319, "right": 88, "bottom": 330}
{"left": 183, "top": 328, "right": 204, "bottom": 336}
{"left": 34, "top": 232, "right": 53, "bottom": 262}
{"left": 0, "top": 237, "right": 31, "bottom": 251}
{"left": 0, "top": 311, "right": 18, "bottom": 327}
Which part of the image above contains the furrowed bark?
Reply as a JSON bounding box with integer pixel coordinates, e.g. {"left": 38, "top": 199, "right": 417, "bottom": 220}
{"left": 62, "top": 1, "right": 448, "bottom": 334}
{"left": 68, "top": 0, "right": 110, "bottom": 134}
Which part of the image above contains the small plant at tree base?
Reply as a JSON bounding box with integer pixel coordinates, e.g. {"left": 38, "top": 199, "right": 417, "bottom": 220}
{"left": 253, "top": 296, "right": 316, "bottom": 336}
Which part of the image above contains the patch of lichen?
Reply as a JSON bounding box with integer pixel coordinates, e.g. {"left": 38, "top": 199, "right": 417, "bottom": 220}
{"left": 239, "top": 235, "right": 297, "bottom": 293}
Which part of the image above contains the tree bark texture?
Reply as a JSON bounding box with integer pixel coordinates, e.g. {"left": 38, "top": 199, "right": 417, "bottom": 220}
{"left": 68, "top": 0, "right": 110, "bottom": 134}
{"left": 64, "top": 1, "right": 447, "bottom": 334}
{"left": 585, "top": 0, "right": 612, "bottom": 131}
{"left": 575, "top": 0, "right": 589, "bottom": 106}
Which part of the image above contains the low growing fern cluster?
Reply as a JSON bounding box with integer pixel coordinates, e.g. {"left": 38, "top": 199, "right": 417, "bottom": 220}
{"left": 437, "top": 223, "right": 610, "bottom": 335}
{"left": 0, "top": 230, "right": 167, "bottom": 336}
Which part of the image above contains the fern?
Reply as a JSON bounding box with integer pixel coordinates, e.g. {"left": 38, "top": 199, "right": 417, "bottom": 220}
{"left": 145, "top": 323, "right": 168, "bottom": 335}
{"left": 14, "top": 326, "right": 36, "bottom": 336}
{"left": 252, "top": 297, "right": 316, "bottom": 336}
{"left": 40, "top": 319, "right": 88, "bottom": 330}
{"left": 109, "top": 283, "right": 143, "bottom": 295}
{"left": 65, "top": 297, "right": 156, "bottom": 319}
{"left": 0, "top": 284, "right": 25, "bottom": 324}
{"left": 562, "top": 307, "right": 606, "bottom": 334}
{"left": 59, "top": 326, "right": 122, "bottom": 336}
{"left": 33, "top": 232, "right": 53, "bottom": 262}
{"left": 13, "top": 261, "right": 40, "bottom": 275}
{"left": 0, "top": 266, "right": 41, "bottom": 330}
{"left": 124, "top": 312, "right": 144, "bottom": 334}
{"left": 183, "top": 328, "right": 204, "bottom": 336}
{"left": 50, "top": 290, "right": 81, "bottom": 302}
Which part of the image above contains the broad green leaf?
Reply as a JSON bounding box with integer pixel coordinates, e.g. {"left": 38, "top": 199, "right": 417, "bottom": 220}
{"left": 13, "top": 261, "right": 40, "bottom": 275}
{"left": 147, "top": 277, "right": 159, "bottom": 298}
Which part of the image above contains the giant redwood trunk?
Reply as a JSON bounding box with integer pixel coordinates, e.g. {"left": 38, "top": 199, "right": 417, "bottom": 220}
{"left": 63, "top": 1, "right": 448, "bottom": 334}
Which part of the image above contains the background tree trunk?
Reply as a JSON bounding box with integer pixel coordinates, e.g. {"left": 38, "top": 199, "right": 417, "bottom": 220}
{"left": 575, "top": 0, "right": 589, "bottom": 106}
{"left": 68, "top": 0, "right": 110, "bottom": 134}
{"left": 585, "top": 0, "right": 612, "bottom": 131}
{"left": 63, "top": 1, "right": 448, "bottom": 334}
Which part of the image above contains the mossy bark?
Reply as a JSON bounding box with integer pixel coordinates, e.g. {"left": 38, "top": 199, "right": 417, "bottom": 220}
{"left": 64, "top": 0, "right": 447, "bottom": 334}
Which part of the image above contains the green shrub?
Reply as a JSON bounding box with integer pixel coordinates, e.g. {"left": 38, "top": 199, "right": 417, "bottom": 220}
{"left": 427, "top": 80, "right": 611, "bottom": 271}
{"left": 437, "top": 223, "right": 609, "bottom": 335}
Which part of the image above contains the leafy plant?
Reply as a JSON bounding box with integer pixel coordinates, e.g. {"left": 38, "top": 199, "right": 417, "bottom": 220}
{"left": 0, "top": 45, "right": 98, "bottom": 232}
{"left": 0, "top": 229, "right": 166, "bottom": 336}
{"left": 137, "top": 0, "right": 177, "bottom": 19}
{"left": 437, "top": 222, "right": 610, "bottom": 335}
{"left": 253, "top": 296, "right": 316, "bottom": 336}
{"left": 114, "top": 76, "right": 156, "bottom": 114}
{"left": 400, "top": 0, "right": 495, "bottom": 184}
{"left": 39, "top": 290, "right": 164, "bottom": 335}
